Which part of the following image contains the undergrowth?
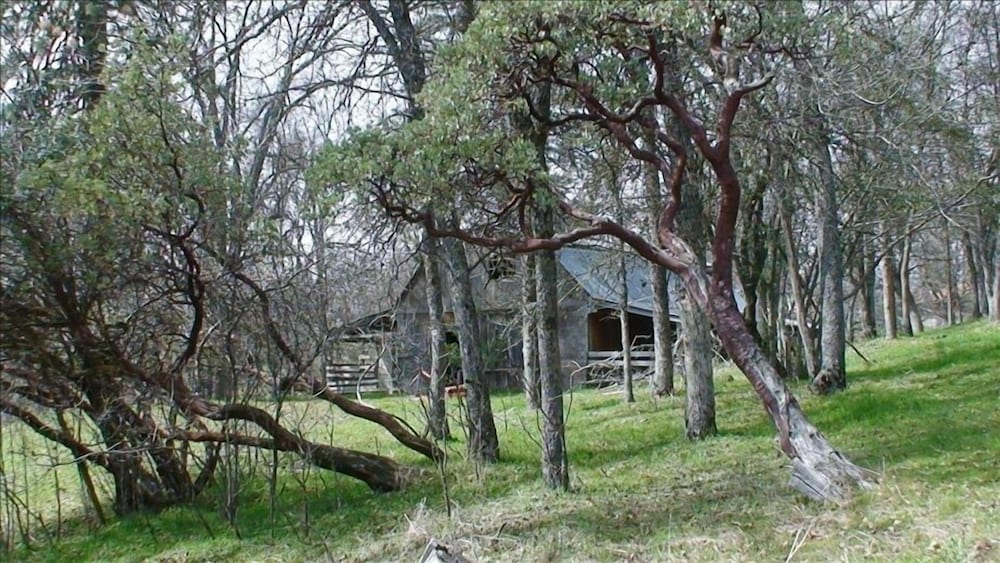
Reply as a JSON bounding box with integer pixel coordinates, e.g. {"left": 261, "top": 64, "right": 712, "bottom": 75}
{"left": 2, "top": 321, "right": 998, "bottom": 562}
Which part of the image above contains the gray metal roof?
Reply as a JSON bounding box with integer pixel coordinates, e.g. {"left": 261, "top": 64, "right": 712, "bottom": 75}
{"left": 557, "top": 246, "right": 676, "bottom": 315}
{"left": 557, "top": 246, "right": 746, "bottom": 317}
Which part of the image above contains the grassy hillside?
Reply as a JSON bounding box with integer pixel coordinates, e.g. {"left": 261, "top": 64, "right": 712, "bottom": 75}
{"left": 3, "top": 321, "right": 998, "bottom": 562}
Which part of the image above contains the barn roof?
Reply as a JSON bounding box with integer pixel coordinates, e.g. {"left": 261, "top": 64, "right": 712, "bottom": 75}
{"left": 557, "top": 246, "right": 678, "bottom": 316}
{"left": 557, "top": 246, "right": 747, "bottom": 317}
{"left": 345, "top": 244, "right": 746, "bottom": 333}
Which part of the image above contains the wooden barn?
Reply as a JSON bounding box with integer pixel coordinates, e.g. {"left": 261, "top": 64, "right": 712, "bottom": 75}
{"left": 331, "top": 245, "right": 709, "bottom": 393}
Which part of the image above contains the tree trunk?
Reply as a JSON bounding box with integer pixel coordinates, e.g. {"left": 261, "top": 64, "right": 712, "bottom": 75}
{"left": 76, "top": 0, "right": 108, "bottom": 108}
{"left": 906, "top": 287, "right": 924, "bottom": 333}
{"left": 521, "top": 254, "right": 540, "bottom": 409}
{"left": 710, "top": 294, "right": 874, "bottom": 501}
{"left": 620, "top": 246, "right": 635, "bottom": 403}
{"left": 441, "top": 236, "right": 499, "bottom": 464}
{"left": 737, "top": 176, "right": 771, "bottom": 353}
{"left": 993, "top": 258, "right": 1000, "bottom": 323}
{"left": 679, "top": 292, "right": 716, "bottom": 439}
{"left": 780, "top": 199, "right": 818, "bottom": 379}
{"left": 524, "top": 81, "right": 567, "bottom": 489}
{"left": 973, "top": 210, "right": 995, "bottom": 318}
{"left": 650, "top": 262, "right": 675, "bottom": 396}
{"left": 536, "top": 243, "right": 569, "bottom": 490}
{"left": 642, "top": 118, "right": 675, "bottom": 397}
{"left": 882, "top": 225, "right": 898, "bottom": 339}
{"left": 962, "top": 230, "right": 982, "bottom": 319}
{"left": 900, "top": 231, "right": 915, "bottom": 336}
{"left": 423, "top": 235, "right": 450, "bottom": 440}
{"left": 812, "top": 135, "right": 846, "bottom": 394}
{"left": 858, "top": 241, "right": 878, "bottom": 339}
{"left": 288, "top": 380, "right": 443, "bottom": 461}
{"left": 676, "top": 174, "right": 716, "bottom": 439}
{"left": 944, "top": 220, "right": 957, "bottom": 325}
{"left": 57, "top": 411, "right": 106, "bottom": 525}
{"left": 761, "top": 217, "right": 784, "bottom": 370}
{"left": 176, "top": 424, "right": 408, "bottom": 493}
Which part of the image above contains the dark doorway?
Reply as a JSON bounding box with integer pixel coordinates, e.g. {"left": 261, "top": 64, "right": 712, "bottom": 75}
{"left": 587, "top": 308, "right": 655, "bottom": 351}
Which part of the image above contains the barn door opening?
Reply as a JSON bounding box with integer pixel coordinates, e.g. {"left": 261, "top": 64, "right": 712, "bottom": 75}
{"left": 587, "top": 309, "right": 654, "bottom": 351}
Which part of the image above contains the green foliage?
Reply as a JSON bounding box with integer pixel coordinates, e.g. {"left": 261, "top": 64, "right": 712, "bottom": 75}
{"left": 309, "top": 1, "right": 735, "bottom": 222}
{"left": 2, "top": 41, "right": 230, "bottom": 295}
{"left": 6, "top": 321, "right": 998, "bottom": 561}
{"left": 309, "top": 1, "right": 821, "bottom": 230}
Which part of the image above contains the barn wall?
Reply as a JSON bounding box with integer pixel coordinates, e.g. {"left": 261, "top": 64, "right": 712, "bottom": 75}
{"left": 391, "top": 311, "right": 431, "bottom": 392}
{"left": 555, "top": 278, "right": 591, "bottom": 386}
{"left": 384, "top": 248, "right": 677, "bottom": 392}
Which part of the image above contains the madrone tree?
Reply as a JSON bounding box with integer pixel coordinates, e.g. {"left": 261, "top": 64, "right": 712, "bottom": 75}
{"left": 316, "top": 2, "right": 875, "bottom": 500}
{"left": 1, "top": 4, "right": 440, "bottom": 517}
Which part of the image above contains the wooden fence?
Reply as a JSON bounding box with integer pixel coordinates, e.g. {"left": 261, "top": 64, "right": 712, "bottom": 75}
{"left": 584, "top": 349, "right": 655, "bottom": 386}
{"left": 325, "top": 361, "right": 380, "bottom": 394}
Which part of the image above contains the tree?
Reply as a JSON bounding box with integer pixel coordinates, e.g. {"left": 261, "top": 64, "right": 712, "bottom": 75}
{"left": 643, "top": 161, "right": 676, "bottom": 397}
{"left": 422, "top": 236, "right": 450, "bottom": 439}
{"left": 1, "top": 1, "right": 443, "bottom": 519}
{"left": 318, "top": 2, "right": 875, "bottom": 500}
{"left": 359, "top": 0, "right": 499, "bottom": 459}
{"left": 520, "top": 253, "right": 541, "bottom": 408}
{"left": 675, "top": 151, "right": 717, "bottom": 440}
{"left": 519, "top": 80, "right": 569, "bottom": 487}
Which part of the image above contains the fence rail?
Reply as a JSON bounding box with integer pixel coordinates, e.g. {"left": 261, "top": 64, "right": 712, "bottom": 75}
{"left": 325, "top": 363, "right": 380, "bottom": 394}
{"left": 584, "top": 349, "right": 655, "bottom": 386}
{"left": 586, "top": 349, "right": 655, "bottom": 368}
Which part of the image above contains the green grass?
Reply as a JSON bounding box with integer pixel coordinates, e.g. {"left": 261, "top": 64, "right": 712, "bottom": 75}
{"left": 3, "top": 321, "right": 999, "bottom": 562}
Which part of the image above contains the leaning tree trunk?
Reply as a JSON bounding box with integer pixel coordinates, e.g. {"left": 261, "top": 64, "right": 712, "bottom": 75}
{"left": 700, "top": 151, "right": 873, "bottom": 500}
{"left": 423, "top": 235, "right": 450, "bottom": 440}
{"left": 709, "top": 294, "right": 875, "bottom": 500}
{"left": 674, "top": 75, "right": 872, "bottom": 497}
{"left": 441, "top": 236, "right": 499, "bottom": 464}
